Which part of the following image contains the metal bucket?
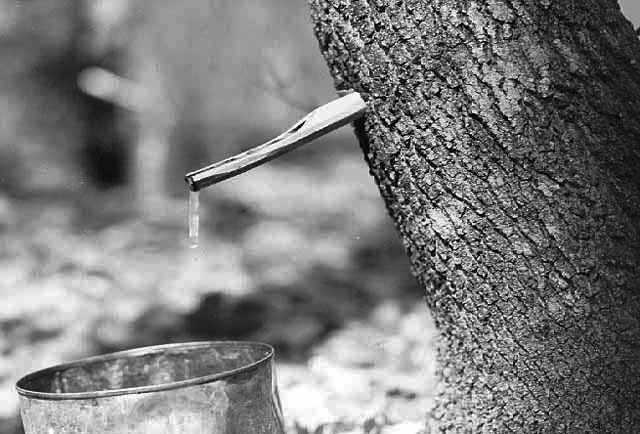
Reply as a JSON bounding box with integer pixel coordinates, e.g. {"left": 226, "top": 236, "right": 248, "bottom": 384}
{"left": 16, "top": 341, "right": 285, "bottom": 434}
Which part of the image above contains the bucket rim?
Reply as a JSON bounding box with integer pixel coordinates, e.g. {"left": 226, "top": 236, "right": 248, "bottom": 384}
{"left": 15, "top": 340, "right": 274, "bottom": 401}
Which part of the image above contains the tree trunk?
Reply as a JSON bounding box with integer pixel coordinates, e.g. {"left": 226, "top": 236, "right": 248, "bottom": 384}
{"left": 309, "top": 1, "right": 640, "bottom": 432}
{"left": 74, "top": 1, "right": 132, "bottom": 187}
{"left": 0, "top": 0, "right": 131, "bottom": 191}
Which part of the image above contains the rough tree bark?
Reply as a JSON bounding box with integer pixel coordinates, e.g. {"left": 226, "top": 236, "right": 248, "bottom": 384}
{"left": 309, "top": 0, "right": 640, "bottom": 432}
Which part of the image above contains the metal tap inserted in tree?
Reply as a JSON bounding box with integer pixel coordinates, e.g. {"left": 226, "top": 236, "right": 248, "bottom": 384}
{"left": 185, "top": 91, "right": 367, "bottom": 191}
{"left": 16, "top": 341, "right": 285, "bottom": 434}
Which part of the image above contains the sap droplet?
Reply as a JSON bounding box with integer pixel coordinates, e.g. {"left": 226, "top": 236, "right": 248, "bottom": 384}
{"left": 188, "top": 190, "right": 200, "bottom": 248}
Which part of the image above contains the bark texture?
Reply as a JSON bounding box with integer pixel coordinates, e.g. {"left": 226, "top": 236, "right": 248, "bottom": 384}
{"left": 309, "top": 0, "right": 640, "bottom": 432}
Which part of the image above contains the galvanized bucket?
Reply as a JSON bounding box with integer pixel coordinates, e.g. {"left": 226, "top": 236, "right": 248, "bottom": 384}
{"left": 16, "top": 341, "right": 285, "bottom": 434}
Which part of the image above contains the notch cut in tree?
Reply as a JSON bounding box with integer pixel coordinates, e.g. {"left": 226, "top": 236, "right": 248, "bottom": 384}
{"left": 309, "top": 0, "right": 640, "bottom": 432}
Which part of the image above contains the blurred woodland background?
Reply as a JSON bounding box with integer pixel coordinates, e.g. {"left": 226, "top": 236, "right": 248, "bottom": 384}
{"left": 1, "top": 1, "right": 638, "bottom": 433}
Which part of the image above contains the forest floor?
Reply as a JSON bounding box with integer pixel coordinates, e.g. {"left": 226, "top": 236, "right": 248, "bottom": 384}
{"left": 0, "top": 151, "right": 436, "bottom": 434}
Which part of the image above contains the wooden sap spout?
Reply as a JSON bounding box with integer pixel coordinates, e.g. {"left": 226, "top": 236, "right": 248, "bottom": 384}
{"left": 184, "top": 92, "right": 366, "bottom": 191}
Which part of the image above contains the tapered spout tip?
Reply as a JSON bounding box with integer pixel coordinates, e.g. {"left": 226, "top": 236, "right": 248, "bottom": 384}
{"left": 185, "top": 174, "right": 199, "bottom": 192}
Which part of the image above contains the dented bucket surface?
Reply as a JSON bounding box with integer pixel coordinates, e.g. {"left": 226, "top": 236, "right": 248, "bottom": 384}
{"left": 16, "top": 341, "right": 285, "bottom": 434}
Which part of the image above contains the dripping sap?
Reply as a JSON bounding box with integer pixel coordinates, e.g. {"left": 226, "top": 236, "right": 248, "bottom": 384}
{"left": 188, "top": 190, "right": 200, "bottom": 248}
